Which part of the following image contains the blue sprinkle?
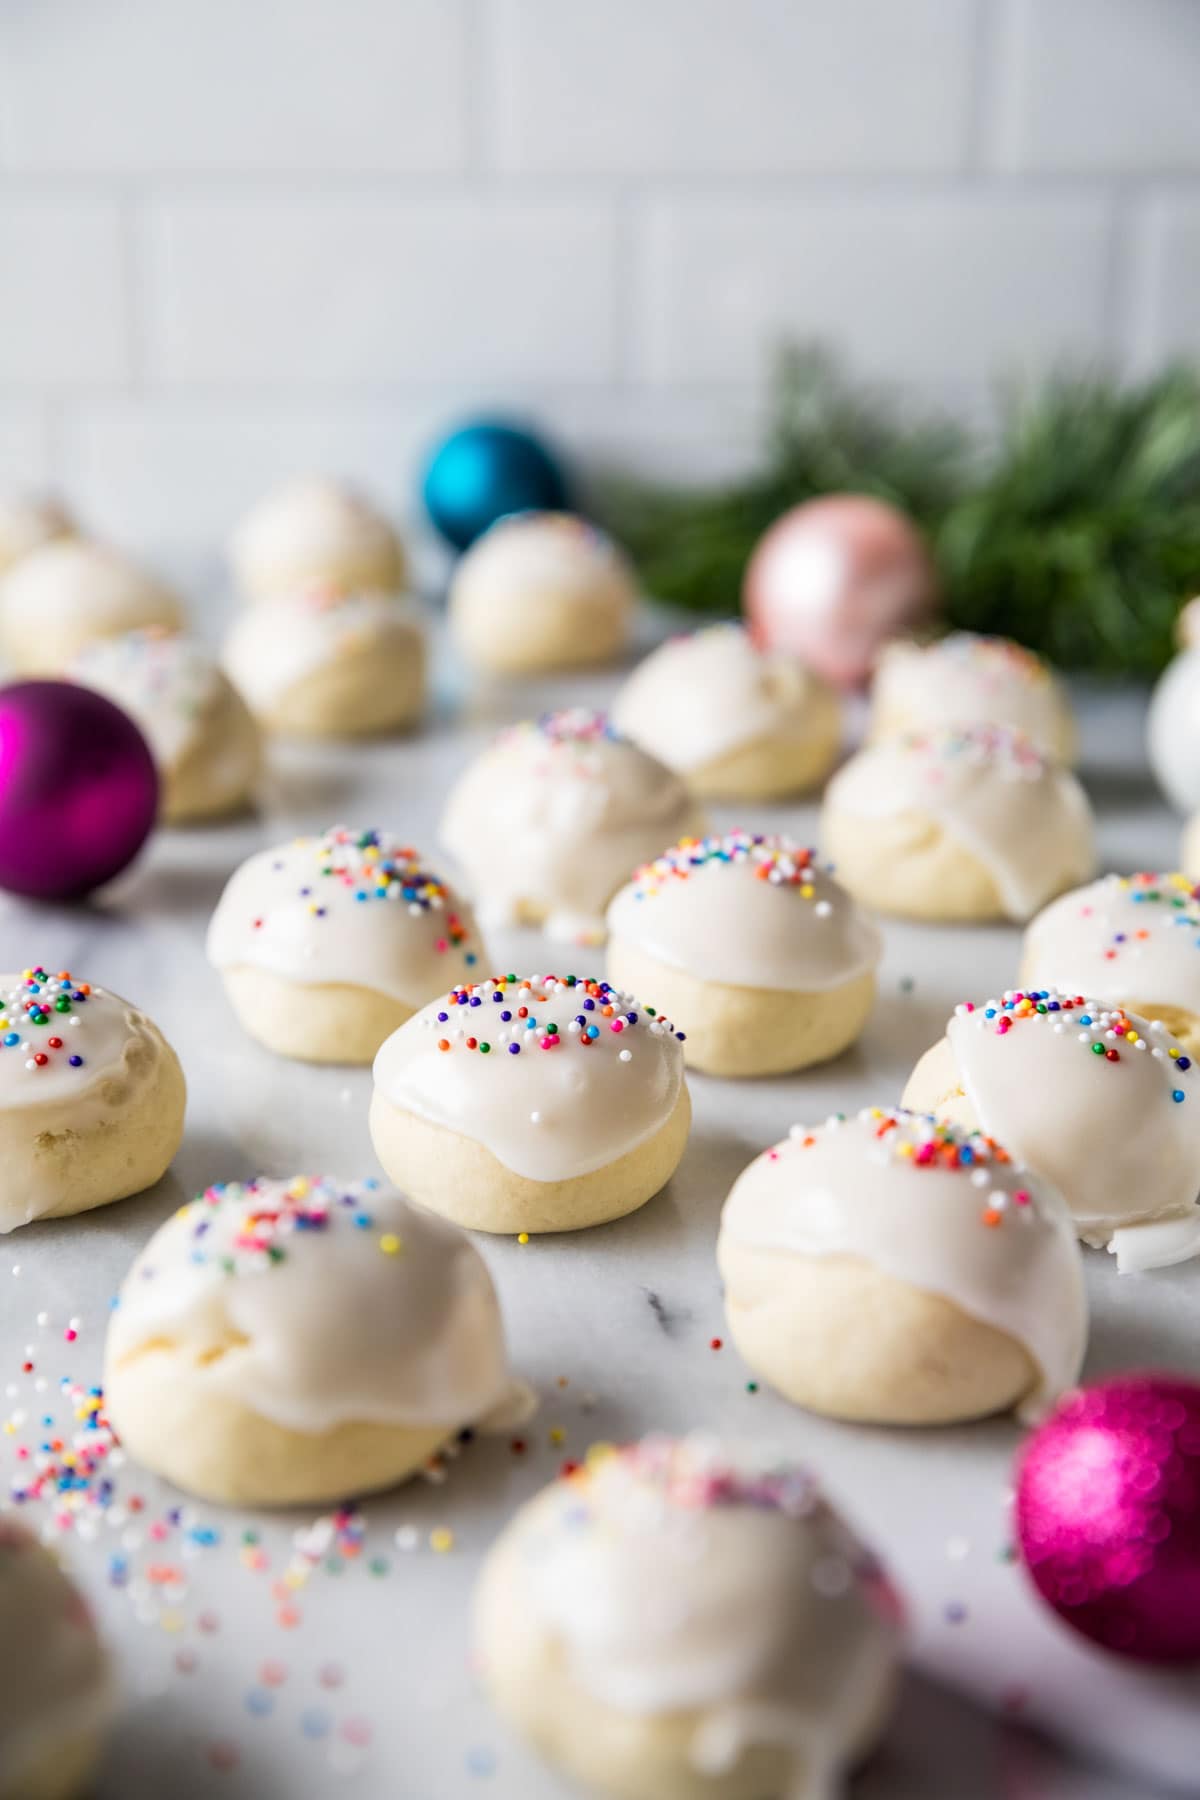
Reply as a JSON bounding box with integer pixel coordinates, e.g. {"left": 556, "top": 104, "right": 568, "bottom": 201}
{"left": 1179, "top": 1057, "right": 1192, "bottom": 1071}
{"left": 508, "top": 1043, "right": 520, "bottom": 1055}
{"left": 1174, "top": 1090, "right": 1186, "bottom": 1103}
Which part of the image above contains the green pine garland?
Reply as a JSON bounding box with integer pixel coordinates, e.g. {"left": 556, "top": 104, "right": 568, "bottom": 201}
{"left": 599, "top": 347, "right": 1200, "bottom": 678}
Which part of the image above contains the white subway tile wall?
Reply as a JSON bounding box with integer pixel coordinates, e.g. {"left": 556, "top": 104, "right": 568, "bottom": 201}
{"left": 0, "top": 0, "right": 1197, "bottom": 557}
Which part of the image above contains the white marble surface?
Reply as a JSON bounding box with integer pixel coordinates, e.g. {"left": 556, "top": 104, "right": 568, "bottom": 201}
{"left": 0, "top": 625, "right": 1198, "bottom": 1800}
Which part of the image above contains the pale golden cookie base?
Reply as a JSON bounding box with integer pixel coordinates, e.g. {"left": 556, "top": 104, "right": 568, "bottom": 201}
{"left": 368, "top": 1085, "right": 692, "bottom": 1234}
{"left": 1183, "top": 813, "right": 1200, "bottom": 882}
{"left": 258, "top": 633, "right": 425, "bottom": 738}
{"left": 451, "top": 587, "right": 630, "bottom": 675}
{"left": 1, "top": 596, "right": 186, "bottom": 676}
{"left": 161, "top": 677, "right": 262, "bottom": 824}
{"left": 719, "top": 1242, "right": 1038, "bottom": 1425}
{"left": 0, "top": 1033, "right": 186, "bottom": 1232}
{"left": 242, "top": 544, "right": 406, "bottom": 603}
{"left": 606, "top": 938, "right": 875, "bottom": 1077}
{"left": 822, "top": 804, "right": 1013, "bottom": 922}
{"left": 105, "top": 1343, "right": 450, "bottom": 1506}
{"left": 686, "top": 708, "right": 841, "bottom": 803}
{"left": 474, "top": 1498, "right": 895, "bottom": 1800}
{"left": 220, "top": 967, "right": 414, "bottom": 1065}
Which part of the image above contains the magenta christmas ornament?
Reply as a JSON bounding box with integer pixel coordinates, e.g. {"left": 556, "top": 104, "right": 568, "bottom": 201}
{"left": 0, "top": 680, "right": 159, "bottom": 900}
{"left": 1015, "top": 1372, "right": 1200, "bottom": 1663}
{"left": 742, "top": 494, "right": 937, "bottom": 690}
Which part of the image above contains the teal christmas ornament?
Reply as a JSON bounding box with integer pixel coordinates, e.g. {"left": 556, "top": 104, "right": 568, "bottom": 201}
{"left": 421, "top": 420, "right": 570, "bottom": 551}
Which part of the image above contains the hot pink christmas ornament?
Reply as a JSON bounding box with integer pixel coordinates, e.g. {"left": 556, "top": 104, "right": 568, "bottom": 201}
{"left": 0, "top": 680, "right": 159, "bottom": 901}
{"left": 742, "top": 494, "right": 937, "bottom": 689}
{"left": 1015, "top": 1373, "right": 1200, "bottom": 1664}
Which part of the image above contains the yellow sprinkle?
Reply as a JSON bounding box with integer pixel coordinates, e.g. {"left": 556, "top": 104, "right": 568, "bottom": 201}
{"left": 291, "top": 1177, "right": 310, "bottom": 1196}
{"left": 160, "top": 1610, "right": 186, "bottom": 1635}
{"left": 3, "top": 1422, "right": 14, "bottom": 1436}
{"left": 430, "top": 1528, "right": 455, "bottom": 1553}
{"left": 517, "top": 1232, "right": 530, "bottom": 1245}
{"left": 585, "top": 1441, "right": 616, "bottom": 1468}
{"left": 379, "top": 1234, "right": 402, "bottom": 1255}
{"left": 549, "top": 1427, "right": 565, "bottom": 1446}
{"left": 1171, "top": 1046, "right": 1181, "bottom": 1058}
{"left": 800, "top": 884, "right": 814, "bottom": 898}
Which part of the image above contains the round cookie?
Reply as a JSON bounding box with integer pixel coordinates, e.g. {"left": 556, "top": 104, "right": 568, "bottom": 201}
{"left": 207, "top": 826, "right": 487, "bottom": 1065}
{"left": 1023, "top": 871, "right": 1200, "bottom": 1053}
{"left": 903, "top": 986, "right": 1200, "bottom": 1272}
{"left": 0, "top": 966, "right": 185, "bottom": 1231}
{"left": 718, "top": 1108, "right": 1086, "bottom": 1427}
{"left": 441, "top": 709, "right": 704, "bottom": 945}
{"left": 869, "top": 632, "right": 1076, "bottom": 762}
{"left": 475, "top": 1436, "right": 901, "bottom": 1800}
{"left": 606, "top": 834, "right": 880, "bottom": 1077}
{"left": 611, "top": 624, "right": 842, "bottom": 800}
{"left": 222, "top": 586, "right": 426, "bottom": 738}
{"left": 449, "top": 511, "right": 634, "bottom": 674}
{"left": 104, "top": 1174, "right": 525, "bottom": 1507}
{"left": 0, "top": 492, "right": 73, "bottom": 578}
{"left": 0, "top": 1522, "right": 113, "bottom": 1800}
{"left": 370, "top": 974, "right": 691, "bottom": 1234}
{"left": 820, "top": 724, "right": 1095, "bottom": 923}
{"left": 0, "top": 539, "right": 184, "bottom": 674}
{"left": 230, "top": 476, "right": 404, "bottom": 600}
{"left": 67, "top": 628, "right": 261, "bottom": 824}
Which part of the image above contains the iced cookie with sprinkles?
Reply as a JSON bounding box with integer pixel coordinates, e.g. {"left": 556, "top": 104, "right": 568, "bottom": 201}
{"left": 67, "top": 627, "right": 262, "bottom": 824}
{"left": 904, "top": 987, "right": 1200, "bottom": 1272}
{"left": 449, "top": 510, "right": 635, "bottom": 674}
{"left": 869, "top": 632, "right": 1076, "bottom": 763}
{"left": 820, "top": 724, "right": 1095, "bottom": 923}
{"left": 0, "top": 967, "right": 185, "bottom": 1231}
{"left": 0, "top": 1520, "right": 113, "bottom": 1800}
{"left": 718, "top": 1109, "right": 1086, "bottom": 1426}
{"left": 611, "top": 623, "right": 842, "bottom": 800}
{"left": 0, "top": 538, "right": 184, "bottom": 675}
{"left": 474, "top": 1435, "right": 902, "bottom": 1800}
{"left": 1022, "top": 872, "right": 1200, "bottom": 1054}
{"left": 370, "top": 974, "right": 691, "bottom": 1234}
{"left": 606, "top": 834, "right": 881, "bottom": 1077}
{"left": 230, "top": 475, "right": 405, "bottom": 601}
{"left": 222, "top": 584, "right": 425, "bottom": 738}
{"left": 104, "top": 1174, "right": 527, "bottom": 1507}
{"left": 206, "top": 826, "right": 487, "bottom": 1065}
{"left": 440, "top": 709, "right": 704, "bottom": 945}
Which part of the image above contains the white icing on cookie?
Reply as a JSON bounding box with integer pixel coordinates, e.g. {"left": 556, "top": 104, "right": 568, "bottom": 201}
{"left": 230, "top": 476, "right": 402, "bottom": 595}
{"left": 207, "top": 827, "right": 484, "bottom": 1007}
{"left": 0, "top": 539, "right": 182, "bottom": 642}
{"left": 440, "top": 709, "right": 703, "bottom": 944}
{"left": 372, "top": 974, "right": 687, "bottom": 1182}
{"left": 944, "top": 988, "right": 1200, "bottom": 1261}
{"left": 606, "top": 833, "right": 881, "bottom": 993}
{"left": 823, "top": 725, "right": 1094, "bottom": 920}
{"left": 222, "top": 587, "right": 423, "bottom": 710}
{"left": 68, "top": 628, "right": 226, "bottom": 767}
{"left": 719, "top": 1108, "right": 1085, "bottom": 1420}
{"left": 1024, "top": 872, "right": 1200, "bottom": 1015}
{"left": 871, "top": 633, "right": 1068, "bottom": 754}
{"left": 455, "top": 510, "right": 633, "bottom": 604}
{"left": 612, "top": 624, "right": 835, "bottom": 773}
{"left": 495, "top": 1436, "right": 900, "bottom": 1799}
{"left": 0, "top": 968, "right": 154, "bottom": 1110}
{"left": 107, "top": 1175, "right": 519, "bottom": 1434}
{"left": 0, "top": 1523, "right": 112, "bottom": 1795}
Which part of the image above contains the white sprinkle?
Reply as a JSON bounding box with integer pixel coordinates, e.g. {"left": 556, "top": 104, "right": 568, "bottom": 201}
{"left": 814, "top": 900, "right": 833, "bottom": 919}
{"left": 619, "top": 1049, "right": 632, "bottom": 1062}
{"left": 530, "top": 1111, "right": 541, "bottom": 1125}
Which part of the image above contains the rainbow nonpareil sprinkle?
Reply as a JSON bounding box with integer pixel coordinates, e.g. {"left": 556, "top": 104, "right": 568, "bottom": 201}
{"left": 0, "top": 969, "right": 90, "bottom": 1075}
{"left": 426, "top": 974, "right": 685, "bottom": 1053}
{"left": 955, "top": 988, "right": 1193, "bottom": 1093}
{"left": 627, "top": 833, "right": 831, "bottom": 904}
